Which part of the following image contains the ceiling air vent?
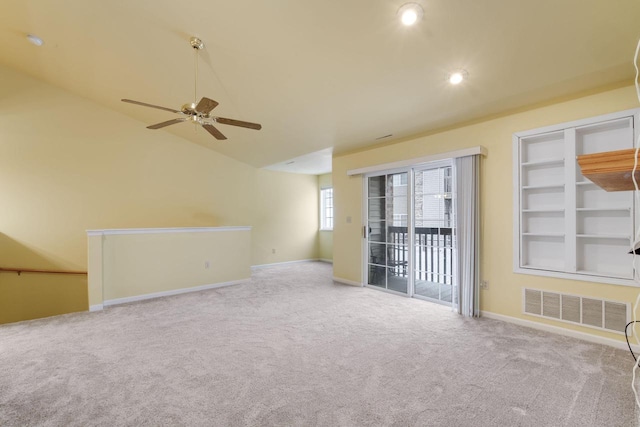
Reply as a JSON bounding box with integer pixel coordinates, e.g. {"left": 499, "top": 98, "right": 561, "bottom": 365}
{"left": 523, "top": 288, "right": 629, "bottom": 334}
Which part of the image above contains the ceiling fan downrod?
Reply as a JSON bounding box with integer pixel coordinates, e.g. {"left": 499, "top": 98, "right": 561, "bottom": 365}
{"left": 190, "top": 37, "right": 204, "bottom": 108}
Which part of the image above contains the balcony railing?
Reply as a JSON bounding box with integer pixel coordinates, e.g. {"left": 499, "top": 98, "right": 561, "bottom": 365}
{"left": 387, "top": 226, "right": 455, "bottom": 285}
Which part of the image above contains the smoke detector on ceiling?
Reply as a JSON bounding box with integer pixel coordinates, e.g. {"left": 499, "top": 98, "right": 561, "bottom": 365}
{"left": 26, "top": 34, "right": 44, "bottom": 46}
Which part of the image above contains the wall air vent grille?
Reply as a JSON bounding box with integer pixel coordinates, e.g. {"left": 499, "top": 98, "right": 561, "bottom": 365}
{"left": 524, "top": 289, "right": 542, "bottom": 315}
{"left": 542, "top": 292, "right": 560, "bottom": 319}
{"left": 582, "top": 298, "right": 603, "bottom": 328}
{"left": 561, "top": 295, "right": 581, "bottom": 323}
{"left": 604, "top": 301, "right": 627, "bottom": 333}
{"left": 523, "top": 288, "right": 629, "bottom": 335}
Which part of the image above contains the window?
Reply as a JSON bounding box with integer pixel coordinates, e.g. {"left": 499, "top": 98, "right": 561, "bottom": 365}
{"left": 320, "top": 187, "right": 334, "bottom": 230}
{"left": 513, "top": 109, "right": 638, "bottom": 286}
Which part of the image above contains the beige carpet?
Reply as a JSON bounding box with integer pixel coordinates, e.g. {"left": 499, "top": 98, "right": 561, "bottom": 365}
{"left": 0, "top": 261, "right": 638, "bottom": 426}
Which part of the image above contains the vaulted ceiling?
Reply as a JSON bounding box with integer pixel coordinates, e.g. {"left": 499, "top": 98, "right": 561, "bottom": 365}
{"left": 2, "top": 1, "right": 639, "bottom": 174}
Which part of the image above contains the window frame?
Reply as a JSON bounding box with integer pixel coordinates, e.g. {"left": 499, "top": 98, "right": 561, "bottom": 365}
{"left": 320, "top": 187, "right": 334, "bottom": 231}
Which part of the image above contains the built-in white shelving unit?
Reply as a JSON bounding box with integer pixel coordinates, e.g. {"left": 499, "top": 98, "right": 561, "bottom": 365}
{"left": 513, "top": 109, "right": 639, "bottom": 285}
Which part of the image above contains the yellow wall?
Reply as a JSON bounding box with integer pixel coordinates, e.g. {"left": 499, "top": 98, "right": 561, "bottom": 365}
{"left": 318, "top": 173, "right": 333, "bottom": 262}
{"left": 0, "top": 273, "right": 87, "bottom": 323}
{"left": 251, "top": 170, "right": 319, "bottom": 265}
{"left": 0, "top": 65, "right": 319, "bottom": 323}
{"left": 333, "top": 85, "right": 640, "bottom": 343}
{"left": 95, "top": 228, "right": 251, "bottom": 303}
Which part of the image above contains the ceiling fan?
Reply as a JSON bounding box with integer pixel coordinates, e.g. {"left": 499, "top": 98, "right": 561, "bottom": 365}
{"left": 121, "top": 37, "right": 261, "bottom": 140}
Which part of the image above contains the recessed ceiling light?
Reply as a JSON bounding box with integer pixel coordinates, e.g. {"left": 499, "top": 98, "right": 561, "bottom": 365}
{"left": 398, "top": 3, "right": 424, "bottom": 26}
{"left": 448, "top": 70, "right": 468, "bottom": 85}
{"left": 26, "top": 34, "right": 44, "bottom": 46}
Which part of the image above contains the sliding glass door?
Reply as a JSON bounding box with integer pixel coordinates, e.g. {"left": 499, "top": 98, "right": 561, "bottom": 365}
{"left": 365, "top": 162, "right": 456, "bottom": 305}
{"left": 413, "top": 163, "right": 456, "bottom": 304}
{"left": 366, "top": 173, "right": 409, "bottom": 294}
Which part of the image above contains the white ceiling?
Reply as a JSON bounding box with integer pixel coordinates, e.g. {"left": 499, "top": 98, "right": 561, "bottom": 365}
{"left": 1, "top": 1, "right": 639, "bottom": 174}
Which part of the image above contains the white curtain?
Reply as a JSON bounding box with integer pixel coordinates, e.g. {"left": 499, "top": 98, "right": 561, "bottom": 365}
{"left": 454, "top": 155, "right": 480, "bottom": 317}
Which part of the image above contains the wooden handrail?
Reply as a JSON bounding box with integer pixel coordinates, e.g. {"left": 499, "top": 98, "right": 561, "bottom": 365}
{"left": 0, "top": 267, "right": 87, "bottom": 276}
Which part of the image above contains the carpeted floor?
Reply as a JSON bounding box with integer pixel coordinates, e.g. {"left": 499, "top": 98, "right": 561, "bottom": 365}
{"left": 0, "top": 261, "right": 638, "bottom": 426}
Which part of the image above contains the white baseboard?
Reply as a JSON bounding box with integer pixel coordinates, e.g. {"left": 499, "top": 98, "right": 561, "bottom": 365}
{"left": 251, "top": 259, "right": 321, "bottom": 269}
{"left": 89, "top": 304, "right": 104, "bottom": 312}
{"left": 333, "top": 276, "right": 362, "bottom": 287}
{"left": 102, "top": 279, "right": 248, "bottom": 307}
{"left": 481, "top": 310, "right": 640, "bottom": 353}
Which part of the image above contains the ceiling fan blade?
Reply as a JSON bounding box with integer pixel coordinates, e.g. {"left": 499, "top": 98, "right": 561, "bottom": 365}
{"left": 195, "top": 97, "right": 219, "bottom": 115}
{"left": 147, "top": 118, "right": 187, "bottom": 129}
{"left": 214, "top": 117, "right": 262, "bottom": 130}
{"left": 202, "top": 124, "right": 227, "bottom": 140}
{"left": 122, "top": 99, "right": 180, "bottom": 114}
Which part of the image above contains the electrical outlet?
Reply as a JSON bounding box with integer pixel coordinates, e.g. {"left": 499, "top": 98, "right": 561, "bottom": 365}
{"left": 480, "top": 280, "right": 489, "bottom": 290}
{"left": 204, "top": 261, "right": 210, "bottom": 269}
{"left": 272, "top": 248, "right": 276, "bottom": 254}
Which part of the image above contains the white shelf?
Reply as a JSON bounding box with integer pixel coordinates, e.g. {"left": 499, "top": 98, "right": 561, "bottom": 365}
{"left": 576, "top": 207, "right": 630, "bottom": 212}
{"left": 576, "top": 234, "right": 631, "bottom": 240}
{"left": 522, "top": 184, "right": 565, "bottom": 190}
{"left": 576, "top": 181, "right": 597, "bottom": 186}
{"left": 522, "top": 232, "right": 565, "bottom": 237}
{"left": 521, "top": 159, "right": 565, "bottom": 167}
{"left": 575, "top": 269, "right": 632, "bottom": 279}
{"left": 521, "top": 264, "right": 561, "bottom": 272}
{"left": 522, "top": 209, "right": 564, "bottom": 213}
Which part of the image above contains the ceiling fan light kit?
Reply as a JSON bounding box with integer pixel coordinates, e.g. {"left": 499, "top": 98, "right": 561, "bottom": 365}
{"left": 122, "top": 36, "right": 261, "bottom": 141}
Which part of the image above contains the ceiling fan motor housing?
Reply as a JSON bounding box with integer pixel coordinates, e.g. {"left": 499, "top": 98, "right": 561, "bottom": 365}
{"left": 190, "top": 37, "right": 204, "bottom": 50}
{"left": 181, "top": 103, "right": 197, "bottom": 114}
